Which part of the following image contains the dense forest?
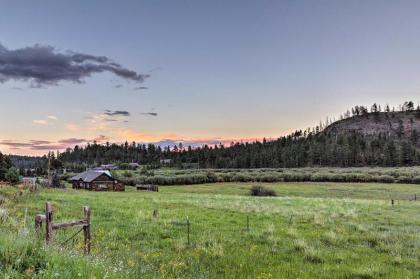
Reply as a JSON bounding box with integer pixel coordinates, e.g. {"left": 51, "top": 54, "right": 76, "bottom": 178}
{"left": 53, "top": 102, "right": 420, "bottom": 169}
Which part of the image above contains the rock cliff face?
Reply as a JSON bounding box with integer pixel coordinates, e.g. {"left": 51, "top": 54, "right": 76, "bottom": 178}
{"left": 324, "top": 111, "right": 420, "bottom": 143}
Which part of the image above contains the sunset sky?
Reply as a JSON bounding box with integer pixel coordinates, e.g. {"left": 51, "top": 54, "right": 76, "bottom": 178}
{"left": 1, "top": 0, "right": 420, "bottom": 155}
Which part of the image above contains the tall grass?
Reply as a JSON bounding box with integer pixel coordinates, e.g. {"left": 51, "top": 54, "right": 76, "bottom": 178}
{"left": 1, "top": 183, "right": 419, "bottom": 278}
{"left": 0, "top": 188, "right": 128, "bottom": 278}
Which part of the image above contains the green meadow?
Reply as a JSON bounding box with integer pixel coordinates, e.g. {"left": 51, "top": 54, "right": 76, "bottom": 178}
{"left": 1, "top": 182, "right": 419, "bottom": 278}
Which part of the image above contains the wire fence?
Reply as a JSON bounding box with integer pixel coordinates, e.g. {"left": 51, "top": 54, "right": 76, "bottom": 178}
{"left": 39, "top": 194, "right": 419, "bottom": 254}
{"left": 50, "top": 213, "right": 266, "bottom": 252}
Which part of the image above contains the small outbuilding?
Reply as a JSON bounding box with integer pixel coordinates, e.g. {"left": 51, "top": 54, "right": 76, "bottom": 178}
{"left": 70, "top": 170, "right": 124, "bottom": 191}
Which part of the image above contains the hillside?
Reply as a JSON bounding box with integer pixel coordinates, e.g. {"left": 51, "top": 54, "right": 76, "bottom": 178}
{"left": 325, "top": 111, "right": 420, "bottom": 142}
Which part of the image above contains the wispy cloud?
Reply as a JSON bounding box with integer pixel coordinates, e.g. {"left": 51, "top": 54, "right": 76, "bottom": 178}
{"left": 94, "top": 135, "right": 109, "bottom": 142}
{"left": 57, "top": 138, "right": 86, "bottom": 145}
{"left": 104, "top": 110, "right": 130, "bottom": 117}
{"left": 32, "top": 119, "right": 48, "bottom": 125}
{"left": 32, "top": 115, "right": 58, "bottom": 125}
{"left": 140, "top": 112, "right": 158, "bottom": 117}
{"left": 0, "top": 43, "right": 149, "bottom": 87}
{"left": 66, "top": 123, "right": 79, "bottom": 132}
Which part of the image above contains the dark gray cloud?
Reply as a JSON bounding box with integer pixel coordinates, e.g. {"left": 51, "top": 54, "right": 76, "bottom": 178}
{"left": 0, "top": 140, "right": 34, "bottom": 148}
{"left": 134, "top": 86, "right": 148, "bottom": 90}
{"left": 0, "top": 135, "right": 109, "bottom": 151}
{"left": 0, "top": 43, "right": 149, "bottom": 87}
{"left": 114, "top": 84, "right": 123, "bottom": 88}
{"left": 104, "top": 110, "right": 130, "bottom": 117}
{"left": 140, "top": 112, "right": 158, "bottom": 116}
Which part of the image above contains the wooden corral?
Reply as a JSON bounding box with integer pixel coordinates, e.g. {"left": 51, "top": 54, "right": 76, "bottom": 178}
{"left": 136, "top": 184, "right": 159, "bottom": 192}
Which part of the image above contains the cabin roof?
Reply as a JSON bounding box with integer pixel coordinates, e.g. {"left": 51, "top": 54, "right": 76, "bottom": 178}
{"left": 70, "top": 170, "right": 114, "bottom": 183}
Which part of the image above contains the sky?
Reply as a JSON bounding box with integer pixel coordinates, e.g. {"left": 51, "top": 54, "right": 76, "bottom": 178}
{"left": 1, "top": 0, "right": 420, "bottom": 155}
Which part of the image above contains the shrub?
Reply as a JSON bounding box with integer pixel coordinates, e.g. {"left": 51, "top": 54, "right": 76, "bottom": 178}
{"left": 220, "top": 173, "right": 233, "bottom": 182}
{"left": 140, "top": 168, "right": 154, "bottom": 176}
{"left": 5, "top": 168, "right": 19, "bottom": 184}
{"left": 375, "top": 175, "right": 395, "bottom": 183}
{"left": 206, "top": 171, "right": 218, "bottom": 183}
{"left": 51, "top": 174, "right": 64, "bottom": 188}
{"left": 123, "top": 171, "right": 133, "bottom": 178}
{"left": 411, "top": 176, "right": 420, "bottom": 184}
{"left": 257, "top": 174, "right": 282, "bottom": 182}
{"left": 396, "top": 176, "right": 412, "bottom": 184}
{"left": 250, "top": 185, "right": 277, "bottom": 197}
{"left": 233, "top": 173, "right": 253, "bottom": 182}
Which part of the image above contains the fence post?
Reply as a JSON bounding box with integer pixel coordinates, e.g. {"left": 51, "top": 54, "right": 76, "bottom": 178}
{"left": 45, "top": 202, "right": 53, "bottom": 244}
{"left": 35, "top": 214, "right": 45, "bottom": 232}
{"left": 83, "top": 206, "right": 91, "bottom": 255}
{"left": 187, "top": 219, "right": 190, "bottom": 245}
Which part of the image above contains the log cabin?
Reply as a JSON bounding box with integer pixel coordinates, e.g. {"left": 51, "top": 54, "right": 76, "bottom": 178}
{"left": 70, "top": 170, "right": 124, "bottom": 191}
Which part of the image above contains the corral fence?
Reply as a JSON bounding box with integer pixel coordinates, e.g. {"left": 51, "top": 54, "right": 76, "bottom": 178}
{"left": 35, "top": 202, "right": 91, "bottom": 255}
{"left": 136, "top": 184, "right": 159, "bottom": 192}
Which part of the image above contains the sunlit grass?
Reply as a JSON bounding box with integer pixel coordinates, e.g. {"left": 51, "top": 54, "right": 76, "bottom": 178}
{"left": 1, "top": 182, "right": 419, "bottom": 278}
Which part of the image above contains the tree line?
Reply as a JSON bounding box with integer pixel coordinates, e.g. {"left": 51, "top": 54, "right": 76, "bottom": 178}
{"left": 6, "top": 101, "right": 420, "bottom": 172}
{"left": 54, "top": 102, "right": 420, "bottom": 169}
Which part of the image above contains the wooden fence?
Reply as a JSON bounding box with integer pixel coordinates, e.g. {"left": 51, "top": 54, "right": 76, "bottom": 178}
{"left": 136, "top": 184, "right": 159, "bottom": 192}
{"left": 35, "top": 202, "right": 91, "bottom": 255}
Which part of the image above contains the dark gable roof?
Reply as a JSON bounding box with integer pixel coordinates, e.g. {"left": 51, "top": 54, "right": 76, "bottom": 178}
{"left": 71, "top": 170, "right": 114, "bottom": 183}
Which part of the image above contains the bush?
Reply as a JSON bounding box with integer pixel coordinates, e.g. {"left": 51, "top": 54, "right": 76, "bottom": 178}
{"left": 140, "top": 168, "right": 154, "bottom": 176}
{"left": 5, "top": 168, "right": 19, "bottom": 184}
{"left": 396, "top": 176, "right": 412, "bottom": 184}
{"left": 206, "top": 171, "right": 218, "bottom": 183}
{"left": 411, "top": 176, "right": 420, "bottom": 184}
{"left": 123, "top": 171, "right": 133, "bottom": 178}
{"left": 257, "top": 174, "right": 282, "bottom": 182}
{"left": 51, "top": 174, "right": 64, "bottom": 188}
{"left": 250, "top": 185, "right": 277, "bottom": 197}
{"left": 233, "top": 173, "right": 253, "bottom": 182}
{"left": 375, "top": 175, "right": 395, "bottom": 183}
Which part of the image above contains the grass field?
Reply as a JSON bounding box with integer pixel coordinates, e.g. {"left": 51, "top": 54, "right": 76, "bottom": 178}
{"left": 1, "top": 182, "right": 419, "bottom": 278}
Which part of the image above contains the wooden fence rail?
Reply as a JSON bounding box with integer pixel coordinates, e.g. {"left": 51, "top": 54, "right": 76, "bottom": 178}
{"left": 136, "top": 184, "right": 159, "bottom": 192}
{"left": 35, "top": 202, "right": 91, "bottom": 255}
